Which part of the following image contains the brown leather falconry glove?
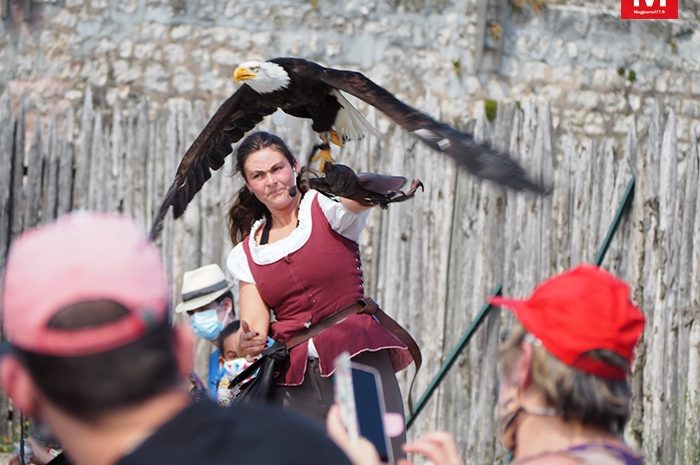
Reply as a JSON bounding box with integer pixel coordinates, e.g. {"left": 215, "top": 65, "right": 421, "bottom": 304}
{"left": 300, "top": 162, "right": 423, "bottom": 209}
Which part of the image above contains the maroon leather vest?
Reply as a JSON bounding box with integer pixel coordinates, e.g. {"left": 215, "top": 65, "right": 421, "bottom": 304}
{"left": 242, "top": 194, "right": 411, "bottom": 385}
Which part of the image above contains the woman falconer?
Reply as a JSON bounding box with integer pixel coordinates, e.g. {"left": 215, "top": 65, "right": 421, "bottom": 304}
{"left": 226, "top": 131, "right": 416, "bottom": 458}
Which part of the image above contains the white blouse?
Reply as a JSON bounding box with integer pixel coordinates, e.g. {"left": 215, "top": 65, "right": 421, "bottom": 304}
{"left": 226, "top": 190, "right": 369, "bottom": 285}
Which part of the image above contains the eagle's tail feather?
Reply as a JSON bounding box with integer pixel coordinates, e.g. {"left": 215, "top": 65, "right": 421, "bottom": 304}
{"left": 332, "top": 90, "right": 380, "bottom": 142}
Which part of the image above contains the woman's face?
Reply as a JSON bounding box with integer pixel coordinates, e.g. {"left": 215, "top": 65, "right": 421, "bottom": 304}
{"left": 243, "top": 147, "right": 297, "bottom": 212}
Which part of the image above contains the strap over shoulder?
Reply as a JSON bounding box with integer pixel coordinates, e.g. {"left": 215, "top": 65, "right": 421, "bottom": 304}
{"left": 362, "top": 298, "right": 422, "bottom": 414}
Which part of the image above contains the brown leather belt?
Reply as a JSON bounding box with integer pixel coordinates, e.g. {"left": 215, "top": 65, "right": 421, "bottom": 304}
{"left": 285, "top": 298, "right": 372, "bottom": 349}
{"left": 284, "top": 297, "right": 422, "bottom": 413}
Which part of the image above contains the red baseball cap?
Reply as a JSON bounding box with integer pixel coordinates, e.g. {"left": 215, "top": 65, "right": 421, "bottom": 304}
{"left": 490, "top": 264, "right": 645, "bottom": 380}
{"left": 2, "top": 212, "right": 169, "bottom": 356}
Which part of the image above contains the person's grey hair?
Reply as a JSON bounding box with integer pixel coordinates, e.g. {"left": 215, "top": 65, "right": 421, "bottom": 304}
{"left": 497, "top": 324, "right": 631, "bottom": 433}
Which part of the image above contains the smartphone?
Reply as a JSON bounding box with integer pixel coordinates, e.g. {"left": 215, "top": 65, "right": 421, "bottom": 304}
{"left": 334, "top": 352, "right": 394, "bottom": 465}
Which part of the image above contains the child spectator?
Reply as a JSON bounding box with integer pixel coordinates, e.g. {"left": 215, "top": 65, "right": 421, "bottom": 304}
{"left": 216, "top": 321, "right": 274, "bottom": 406}
{"left": 216, "top": 321, "right": 246, "bottom": 405}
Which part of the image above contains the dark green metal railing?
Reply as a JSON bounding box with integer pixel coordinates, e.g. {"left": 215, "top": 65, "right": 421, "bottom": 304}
{"left": 406, "top": 284, "right": 502, "bottom": 429}
{"left": 406, "top": 177, "right": 636, "bottom": 429}
{"left": 593, "top": 178, "right": 636, "bottom": 267}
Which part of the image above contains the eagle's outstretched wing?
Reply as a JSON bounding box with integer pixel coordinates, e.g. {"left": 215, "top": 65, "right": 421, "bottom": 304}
{"left": 149, "top": 85, "right": 276, "bottom": 240}
{"left": 285, "top": 59, "right": 549, "bottom": 194}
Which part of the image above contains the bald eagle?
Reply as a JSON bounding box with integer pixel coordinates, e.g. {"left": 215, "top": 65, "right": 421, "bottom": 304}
{"left": 149, "top": 57, "right": 548, "bottom": 239}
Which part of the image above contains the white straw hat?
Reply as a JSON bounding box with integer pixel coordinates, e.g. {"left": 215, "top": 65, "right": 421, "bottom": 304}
{"left": 175, "top": 264, "right": 233, "bottom": 313}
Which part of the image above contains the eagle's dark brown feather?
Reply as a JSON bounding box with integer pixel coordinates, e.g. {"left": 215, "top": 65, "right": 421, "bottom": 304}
{"left": 149, "top": 86, "right": 276, "bottom": 239}
{"left": 293, "top": 59, "right": 549, "bottom": 194}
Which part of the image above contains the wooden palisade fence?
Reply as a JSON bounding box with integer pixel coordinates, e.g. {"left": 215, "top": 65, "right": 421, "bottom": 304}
{"left": 0, "top": 90, "right": 697, "bottom": 465}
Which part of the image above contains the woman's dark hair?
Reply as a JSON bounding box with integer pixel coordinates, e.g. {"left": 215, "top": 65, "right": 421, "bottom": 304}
{"left": 227, "top": 132, "right": 297, "bottom": 245}
{"left": 217, "top": 320, "right": 242, "bottom": 355}
{"left": 216, "top": 291, "right": 234, "bottom": 306}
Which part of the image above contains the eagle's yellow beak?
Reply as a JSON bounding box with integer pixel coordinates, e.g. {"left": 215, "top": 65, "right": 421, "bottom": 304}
{"left": 233, "top": 66, "right": 255, "bottom": 82}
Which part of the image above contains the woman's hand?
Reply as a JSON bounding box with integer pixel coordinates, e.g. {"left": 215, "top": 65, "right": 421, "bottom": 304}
{"left": 237, "top": 320, "right": 267, "bottom": 360}
{"left": 398, "top": 432, "right": 465, "bottom": 465}
{"left": 327, "top": 404, "right": 382, "bottom": 465}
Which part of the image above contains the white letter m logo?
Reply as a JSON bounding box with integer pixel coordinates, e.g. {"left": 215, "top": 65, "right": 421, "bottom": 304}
{"left": 633, "top": 0, "right": 666, "bottom": 6}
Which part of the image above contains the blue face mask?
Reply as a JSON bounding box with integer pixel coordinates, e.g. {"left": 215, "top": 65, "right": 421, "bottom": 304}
{"left": 191, "top": 308, "right": 224, "bottom": 340}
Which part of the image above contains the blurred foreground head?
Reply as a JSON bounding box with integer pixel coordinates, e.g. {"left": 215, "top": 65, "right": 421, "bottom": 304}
{"left": 1, "top": 212, "right": 189, "bottom": 422}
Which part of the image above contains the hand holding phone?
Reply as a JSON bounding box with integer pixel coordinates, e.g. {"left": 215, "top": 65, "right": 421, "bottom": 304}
{"left": 333, "top": 352, "right": 394, "bottom": 465}
{"left": 327, "top": 405, "right": 383, "bottom": 465}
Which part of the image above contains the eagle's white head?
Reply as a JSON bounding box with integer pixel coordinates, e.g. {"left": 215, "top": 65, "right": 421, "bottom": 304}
{"left": 233, "top": 61, "right": 291, "bottom": 94}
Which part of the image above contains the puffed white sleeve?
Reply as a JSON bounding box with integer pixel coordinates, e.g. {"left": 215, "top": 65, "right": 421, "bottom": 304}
{"left": 316, "top": 192, "right": 370, "bottom": 243}
{"left": 226, "top": 243, "right": 256, "bottom": 284}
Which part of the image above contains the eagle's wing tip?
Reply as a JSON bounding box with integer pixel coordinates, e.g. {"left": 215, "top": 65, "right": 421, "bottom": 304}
{"left": 148, "top": 223, "right": 163, "bottom": 242}
{"left": 516, "top": 178, "right": 552, "bottom": 196}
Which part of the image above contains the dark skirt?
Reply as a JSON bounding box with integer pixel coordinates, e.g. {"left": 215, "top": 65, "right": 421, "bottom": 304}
{"left": 272, "top": 349, "right": 406, "bottom": 461}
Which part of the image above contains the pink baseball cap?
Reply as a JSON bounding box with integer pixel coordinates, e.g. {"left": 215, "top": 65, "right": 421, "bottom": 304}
{"left": 2, "top": 212, "right": 169, "bottom": 356}
{"left": 490, "top": 265, "right": 645, "bottom": 380}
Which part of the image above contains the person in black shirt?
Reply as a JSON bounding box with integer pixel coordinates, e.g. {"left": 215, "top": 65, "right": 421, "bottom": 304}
{"left": 118, "top": 400, "right": 345, "bottom": 465}
{"left": 0, "top": 212, "right": 352, "bottom": 465}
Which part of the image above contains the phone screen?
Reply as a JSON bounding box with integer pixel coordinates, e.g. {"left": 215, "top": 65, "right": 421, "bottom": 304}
{"left": 351, "top": 365, "right": 392, "bottom": 463}
{"left": 334, "top": 353, "right": 394, "bottom": 465}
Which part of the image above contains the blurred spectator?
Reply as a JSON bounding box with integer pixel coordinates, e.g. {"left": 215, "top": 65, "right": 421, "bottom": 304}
{"left": 0, "top": 212, "right": 353, "bottom": 465}
{"left": 215, "top": 320, "right": 246, "bottom": 405}
{"left": 9, "top": 434, "right": 63, "bottom": 465}
{"left": 329, "top": 265, "right": 646, "bottom": 465}
{"left": 215, "top": 320, "right": 276, "bottom": 406}
{"left": 175, "top": 264, "right": 235, "bottom": 396}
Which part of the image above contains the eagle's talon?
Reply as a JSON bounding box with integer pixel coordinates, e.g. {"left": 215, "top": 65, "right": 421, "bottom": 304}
{"left": 330, "top": 130, "right": 344, "bottom": 146}
{"left": 307, "top": 142, "right": 334, "bottom": 173}
{"left": 309, "top": 144, "right": 335, "bottom": 173}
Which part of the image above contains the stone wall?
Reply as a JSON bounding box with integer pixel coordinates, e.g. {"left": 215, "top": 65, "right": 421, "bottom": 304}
{"left": 1, "top": 0, "right": 697, "bottom": 147}
{"left": 497, "top": 2, "right": 699, "bottom": 146}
